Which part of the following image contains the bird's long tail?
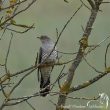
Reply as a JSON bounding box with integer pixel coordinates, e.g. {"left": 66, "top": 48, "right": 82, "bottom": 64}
{"left": 40, "top": 75, "right": 50, "bottom": 97}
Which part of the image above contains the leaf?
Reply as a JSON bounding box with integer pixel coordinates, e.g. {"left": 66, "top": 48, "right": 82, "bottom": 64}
{"left": 6, "top": 9, "right": 13, "bottom": 14}
{"left": 10, "top": 19, "right": 16, "bottom": 24}
{"left": 105, "top": 67, "right": 110, "bottom": 73}
{"left": 10, "top": 0, "right": 17, "bottom": 3}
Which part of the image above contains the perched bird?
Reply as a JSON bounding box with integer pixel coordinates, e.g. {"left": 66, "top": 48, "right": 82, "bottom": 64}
{"left": 37, "top": 35, "right": 58, "bottom": 97}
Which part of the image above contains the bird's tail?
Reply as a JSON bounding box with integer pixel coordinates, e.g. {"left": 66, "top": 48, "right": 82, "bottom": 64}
{"left": 40, "top": 75, "right": 50, "bottom": 97}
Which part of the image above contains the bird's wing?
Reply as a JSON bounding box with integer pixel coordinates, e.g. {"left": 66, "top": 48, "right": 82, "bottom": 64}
{"left": 37, "top": 47, "right": 42, "bottom": 82}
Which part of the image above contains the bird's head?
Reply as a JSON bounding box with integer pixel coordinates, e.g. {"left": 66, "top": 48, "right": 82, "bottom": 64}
{"left": 37, "top": 35, "right": 52, "bottom": 44}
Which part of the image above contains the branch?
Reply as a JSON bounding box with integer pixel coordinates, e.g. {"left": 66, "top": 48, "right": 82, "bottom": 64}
{"left": 57, "top": 50, "right": 78, "bottom": 55}
{"left": 85, "top": 35, "right": 110, "bottom": 55}
{"left": 8, "top": 68, "right": 36, "bottom": 98}
{"left": 4, "top": 33, "right": 13, "bottom": 73}
{"left": 104, "top": 43, "right": 110, "bottom": 68}
{"left": 51, "top": 65, "right": 65, "bottom": 90}
{"left": 4, "top": 24, "right": 34, "bottom": 34}
{"left": 26, "top": 100, "right": 36, "bottom": 110}
{"left": 56, "top": 0, "right": 103, "bottom": 110}
{"left": 0, "top": 0, "right": 36, "bottom": 27}
{"left": 0, "top": 0, "right": 27, "bottom": 12}
{"left": 45, "top": 4, "right": 83, "bottom": 62}
{"left": 102, "top": 2, "right": 110, "bottom": 4}
{"left": 80, "top": 0, "right": 91, "bottom": 11}
{"left": 66, "top": 95, "right": 100, "bottom": 101}
{"left": 87, "top": 0, "right": 95, "bottom": 9}
{"left": 83, "top": 57, "right": 104, "bottom": 74}
{"left": 69, "top": 71, "right": 109, "bottom": 92}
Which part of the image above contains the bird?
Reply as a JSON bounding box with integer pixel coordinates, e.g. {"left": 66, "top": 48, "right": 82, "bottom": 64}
{"left": 37, "top": 35, "right": 58, "bottom": 97}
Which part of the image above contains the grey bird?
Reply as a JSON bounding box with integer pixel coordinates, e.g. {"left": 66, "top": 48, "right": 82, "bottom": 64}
{"left": 37, "top": 35, "right": 58, "bottom": 97}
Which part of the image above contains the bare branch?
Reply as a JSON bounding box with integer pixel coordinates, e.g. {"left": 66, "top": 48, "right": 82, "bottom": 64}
{"left": 35, "top": 52, "right": 39, "bottom": 66}
{"left": 86, "top": 35, "right": 110, "bottom": 55}
{"left": 104, "top": 43, "right": 110, "bottom": 68}
{"left": 80, "top": 0, "right": 91, "bottom": 10}
{"left": 87, "top": 0, "right": 95, "bottom": 9}
{"left": 8, "top": 68, "right": 36, "bottom": 98}
{"left": 26, "top": 100, "right": 36, "bottom": 110}
{"left": 64, "top": 0, "right": 69, "bottom": 3}
{"left": 56, "top": 28, "right": 59, "bottom": 38}
{"left": 57, "top": 0, "right": 103, "bottom": 109}
{"left": 0, "top": 0, "right": 37, "bottom": 27}
{"left": 101, "top": 2, "right": 110, "bottom": 4}
{"left": 45, "top": 4, "right": 83, "bottom": 62}
{"left": 83, "top": 57, "right": 104, "bottom": 74}
{"left": 0, "top": 0, "right": 27, "bottom": 12}
{"left": 58, "top": 5, "right": 82, "bottom": 38}
{"left": 4, "top": 33, "right": 13, "bottom": 73}
{"left": 51, "top": 65, "right": 65, "bottom": 90}
{"left": 57, "top": 50, "right": 78, "bottom": 55}
{"left": 66, "top": 95, "right": 100, "bottom": 101}
{"left": 0, "top": 84, "right": 7, "bottom": 98}
{"left": 69, "top": 71, "right": 109, "bottom": 93}
{"left": 10, "top": 65, "right": 35, "bottom": 77}
{"left": 4, "top": 24, "right": 34, "bottom": 34}
{"left": 49, "top": 99, "right": 57, "bottom": 106}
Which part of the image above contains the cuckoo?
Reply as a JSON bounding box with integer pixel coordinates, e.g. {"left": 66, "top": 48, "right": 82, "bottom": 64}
{"left": 37, "top": 35, "right": 58, "bottom": 97}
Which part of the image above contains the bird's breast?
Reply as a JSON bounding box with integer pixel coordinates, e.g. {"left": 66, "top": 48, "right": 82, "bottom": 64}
{"left": 41, "top": 47, "right": 57, "bottom": 63}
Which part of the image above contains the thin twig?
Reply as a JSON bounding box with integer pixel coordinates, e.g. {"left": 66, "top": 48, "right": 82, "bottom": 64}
{"left": 0, "top": 0, "right": 27, "bottom": 12}
{"left": 26, "top": 100, "right": 36, "bottom": 110}
{"left": 0, "top": 0, "right": 37, "bottom": 27}
{"left": 69, "top": 71, "right": 109, "bottom": 93}
{"left": 51, "top": 65, "right": 65, "bottom": 90}
{"left": 83, "top": 57, "right": 104, "bottom": 74}
{"left": 86, "top": 35, "right": 110, "bottom": 55}
{"left": 0, "top": 86, "right": 6, "bottom": 91}
{"left": 10, "top": 65, "right": 35, "bottom": 77}
{"left": 49, "top": 99, "right": 57, "bottom": 106}
{"left": 0, "top": 24, "right": 10, "bottom": 40}
{"left": 102, "top": 2, "right": 110, "bottom": 3}
{"left": 104, "top": 43, "right": 110, "bottom": 68}
{"left": 44, "top": 4, "right": 83, "bottom": 62}
{"left": 0, "top": 84, "right": 7, "bottom": 98}
{"left": 87, "top": 0, "right": 95, "bottom": 9}
{"left": 80, "top": 0, "right": 91, "bottom": 10}
{"left": 11, "top": 23, "right": 35, "bottom": 28}
{"left": 5, "top": 33, "right": 13, "bottom": 73}
{"left": 56, "top": 28, "right": 59, "bottom": 38}
{"left": 57, "top": 50, "right": 78, "bottom": 55}
{"left": 81, "top": 25, "right": 85, "bottom": 32}
{"left": 9, "top": 68, "right": 36, "bottom": 97}
{"left": 66, "top": 95, "right": 100, "bottom": 101}
{"left": 35, "top": 52, "right": 38, "bottom": 65}
{"left": 58, "top": 4, "right": 83, "bottom": 38}
{"left": 4, "top": 24, "right": 34, "bottom": 34}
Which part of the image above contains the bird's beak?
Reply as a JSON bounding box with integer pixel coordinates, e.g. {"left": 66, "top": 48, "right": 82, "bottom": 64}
{"left": 37, "top": 37, "right": 40, "bottom": 39}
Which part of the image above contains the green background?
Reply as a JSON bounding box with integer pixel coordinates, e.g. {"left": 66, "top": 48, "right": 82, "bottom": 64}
{"left": 0, "top": 0, "right": 110, "bottom": 110}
